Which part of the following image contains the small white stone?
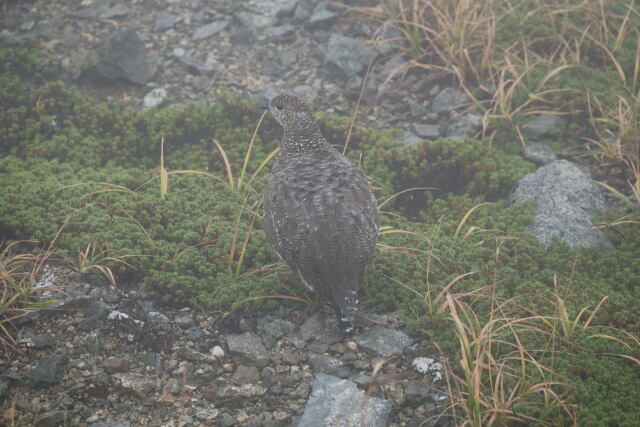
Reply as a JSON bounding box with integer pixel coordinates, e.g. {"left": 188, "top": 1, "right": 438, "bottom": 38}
{"left": 143, "top": 88, "right": 168, "bottom": 110}
{"left": 345, "top": 341, "right": 357, "bottom": 352}
{"left": 211, "top": 345, "right": 225, "bottom": 358}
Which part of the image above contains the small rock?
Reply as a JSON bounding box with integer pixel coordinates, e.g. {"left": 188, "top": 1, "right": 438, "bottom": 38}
{"left": 19, "top": 334, "right": 54, "bottom": 349}
{"left": 307, "top": 340, "right": 329, "bottom": 354}
{"left": 299, "top": 374, "right": 392, "bottom": 427}
{"left": 404, "top": 381, "right": 432, "bottom": 405}
{"left": 412, "top": 123, "right": 441, "bottom": 139}
{"left": 523, "top": 142, "right": 557, "bottom": 164}
{"left": 412, "top": 357, "right": 443, "bottom": 382}
{"left": 0, "top": 381, "right": 8, "bottom": 401}
{"left": 521, "top": 114, "right": 565, "bottom": 141}
{"left": 103, "top": 357, "right": 131, "bottom": 374}
{"left": 325, "top": 33, "right": 377, "bottom": 80}
{"left": 257, "top": 317, "right": 296, "bottom": 338}
{"left": 235, "top": 11, "right": 276, "bottom": 29}
{"left": 431, "top": 87, "right": 468, "bottom": 113}
{"left": 306, "top": 10, "right": 338, "bottom": 31}
{"left": 174, "top": 312, "right": 194, "bottom": 328}
{"left": 308, "top": 353, "right": 349, "bottom": 378}
{"left": 193, "top": 20, "right": 228, "bottom": 41}
{"left": 142, "top": 88, "right": 167, "bottom": 110}
{"left": 99, "top": 4, "right": 129, "bottom": 19}
{"left": 296, "top": 381, "right": 310, "bottom": 398}
{"left": 154, "top": 12, "right": 182, "bottom": 31}
{"left": 31, "top": 354, "right": 69, "bottom": 389}
{"left": 177, "top": 55, "right": 216, "bottom": 77}
{"left": 398, "top": 130, "right": 423, "bottom": 147}
{"left": 292, "top": 85, "right": 318, "bottom": 103}
{"left": 194, "top": 407, "right": 220, "bottom": 422}
{"left": 79, "top": 300, "right": 109, "bottom": 331}
{"left": 96, "top": 28, "right": 156, "bottom": 84}
{"left": 353, "top": 326, "right": 413, "bottom": 356}
{"left": 406, "top": 98, "right": 428, "bottom": 117}
{"left": 345, "top": 341, "right": 357, "bottom": 352}
{"left": 226, "top": 332, "right": 270, "bottom": 368}
{"left": 264, "top": 24, "right": 296, "bottom": 43}
{"left": 112, "top": 373, "right": 157, "bottom": 398}
{"left": 294, "top": 311, "right": 327, "bottom": 347}
{"left": 211, "top": 345, "right": 225, "bottom": 358}
{"left": 445, "top": 113, "right": 482, "bottom": 140}
{"left": 231, "top": 365, "right": 260, "bottom": 385}
{"left": 147, "top": 311, "right": 170, "bottom": 326}
{"left": 88, "top": 421, "right": 131, "bottom": 427}
{"left": 35, "top": 411, "right": 66, "bottom": 427}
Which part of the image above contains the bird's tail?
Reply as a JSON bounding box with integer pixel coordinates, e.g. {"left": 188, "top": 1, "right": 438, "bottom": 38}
{"left": 332, "top": 289, "right": 358, "bottom": 335}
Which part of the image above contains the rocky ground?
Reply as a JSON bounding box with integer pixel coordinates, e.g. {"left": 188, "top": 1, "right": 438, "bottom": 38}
{"left": 0, "top": 0, "right": 619, "bottom": 425}
{"left": 2, "top": 265, "right": 448, "bottom": 426}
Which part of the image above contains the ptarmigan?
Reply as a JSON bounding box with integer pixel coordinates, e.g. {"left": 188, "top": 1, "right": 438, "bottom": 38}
{"left": 263, "top": 94, "right": 378, "bottom": 334}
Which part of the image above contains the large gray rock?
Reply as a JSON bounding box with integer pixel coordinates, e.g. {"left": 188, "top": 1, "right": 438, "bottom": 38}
{"left": 226, "top": 332, "right": 270, "bottom": 367}
{"left": 521, "top": 114, "right": 565, "bottom": 141}
{"left": 299, "top": 374, "right": 392, "bottom": 427}
{"left": 510, "top": 160, "right": 612, "bottom": 248}
{"left": 431, "top": 87, "right": 468, "bottom": 113}
{"left": 353, "top": 326, "right": 412, "bottom": 356}
{"left": 97, "top": 29, "right": 156, "bottom": 84}
{"left": 31, "top": 354, "right": 69, "bottom": 389}
{"left": 308, "top": 353, "right": 350, "bottom": 378}
{"left": 325, "top": 33, "right": 377, "bottom": 80}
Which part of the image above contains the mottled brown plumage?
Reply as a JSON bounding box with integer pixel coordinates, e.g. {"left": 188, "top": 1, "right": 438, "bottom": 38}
{"left": 263, "top": 94, "right": 378, "bottom": 333}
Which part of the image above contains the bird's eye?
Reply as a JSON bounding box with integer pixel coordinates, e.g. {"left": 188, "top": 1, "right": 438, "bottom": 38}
{"left": 276, "top": 105, "right": 284, "bottom": 111}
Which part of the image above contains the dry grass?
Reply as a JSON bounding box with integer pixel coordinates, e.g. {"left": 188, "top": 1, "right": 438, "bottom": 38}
{"left": 350, "top": 0, "right": 640, "bottom": 203}
{"left": 0, "top": 241, "right": 58, "bottom": 355}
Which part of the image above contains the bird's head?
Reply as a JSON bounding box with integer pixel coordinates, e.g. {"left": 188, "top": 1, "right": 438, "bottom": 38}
{"left": 265, "top": 94, "right": 320, "bottom": 136}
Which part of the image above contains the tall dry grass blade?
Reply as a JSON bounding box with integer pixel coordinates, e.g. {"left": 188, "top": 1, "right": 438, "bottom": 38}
{"left": 212, "top": 138, "right": 234, "bottom": 187}
{"left": 238, "top": 110, "right": 267, "bottom": 192}
{"left": 160, "top": 136, "right": 168, "bottom": 199}
{"left": 454, "top": 202, "right": 493, "bottom": 238}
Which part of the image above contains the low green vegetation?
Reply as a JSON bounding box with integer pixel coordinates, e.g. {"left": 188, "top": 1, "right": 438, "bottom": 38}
{"left": 1, "top": 33, "right": 639, "bottom": 427}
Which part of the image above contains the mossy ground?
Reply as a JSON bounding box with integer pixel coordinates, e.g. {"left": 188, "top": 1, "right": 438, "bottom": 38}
{"left": 1, "top": 44, "right": 638, "bottom": 425}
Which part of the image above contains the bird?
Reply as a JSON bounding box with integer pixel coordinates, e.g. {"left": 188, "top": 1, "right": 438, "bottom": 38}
{"left": 262, "top": 94, "right": 379, "bottom": 334}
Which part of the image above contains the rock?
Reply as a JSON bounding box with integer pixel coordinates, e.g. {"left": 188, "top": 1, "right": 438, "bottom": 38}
{"left": 174, "top": 312, "right": 194, "bottom": 328}
{"left": 510, "top": 160, "right": 612, "bottom": 248}
{"left": 154, "top": 12, "right": 182, "bottom": 31}
{"left": 406, "top": 98, "right": 428, "bottom": 117}
{"left": 112, "top": 373, "right": 157, "bottom": 398}
{"left": 231, "top": 365, "right": 260, "bottom": 385}
{"left": 431, "top": 87, "right": 468, "bottom": 113}
{"left": 306, "top": 10, "right": 338, "bottom": 31}
{"left": 68, "top": 2, "right": 110, "bottom": 19}
{"left": 18, "top": 334, "right": 54, "bottom": 349}
{"left": 445, "top": 113, "right": 482, "bottom": 140}
{"left": 211, "top": 345, "right": 225, "bottom": 358}
{"left": 412, "top": 357, "right": 443, "bottom": 382}
{"left": 325, "top": 33, "right": 377, "bottom": 80}
{"left": 404, "top": 381, "right": 432, "bottom": 405}
{"left": 193, "top": 20, "right": 228, "bottom": 41}
{"left": 308, "top": 353, "right": 350, "bottom": 378}
{"left": 249, "top": 0, "right": 298, "bottom": 19}
{"left": 176, "top": 55, "right": 216, "bottom": 77}
{"left": 294, "top": 311, "right": 327, "bottom": 347}
{"left": 398, "top": 130, "right": 424, "bottom": 147}
{"left": 31, "top": 354, "right": 69, "bottom": 388}
{"left": 353, "top": 326, "right": 413, "bottom": 356}
{"left": 0, "top": 381, "right": 8, "bottom": 401}
{"left": 521, "top": 114, "right": 565, "bottom": 141}
{"left": 103, "top": 357, "right": 131, "bottom": 374}
{"left": 147, "top": 311, "right": 170, "bottom": 326}
{"left": 35, "top": 411, "right": 66, "bottom": 427}
{"left": 299, "top": 374, "right": 392, "bottom": 427}
{"left": 96, "top": 29, "right": 156, "bottom": 84}
{"left": 412, "top": 123, "right": 441, "bottom": 140}
{"left": 226, "top": 332, "right": 270, "bottom": 368}
{"left": 99, "top": 4, "right": 129, "bottom": 19}
{"left": 264, "top": 24, "right": 296, "bottom": 43}
{"left": 89, "top": 422, "right": 130, "bottom": 427}
{"left": 194, "top": 408, "right": 220, "bottom": 422}
{"left": 142, "top": 88, "right": 167, "bottom": 110}
{"left": 523, "top": 142, "right": 557, "bottom": 164}
{"left": 235, "top": 11, "right": 277, "bottom": 30}
{"left": 79, "top": 300, "right": 109, "bottom": 331}
{"left": 257, "top": 317, "right": 296, "bottom": 338}
{"left": 307, "top": 340, "right": 329, "bottom": 354}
